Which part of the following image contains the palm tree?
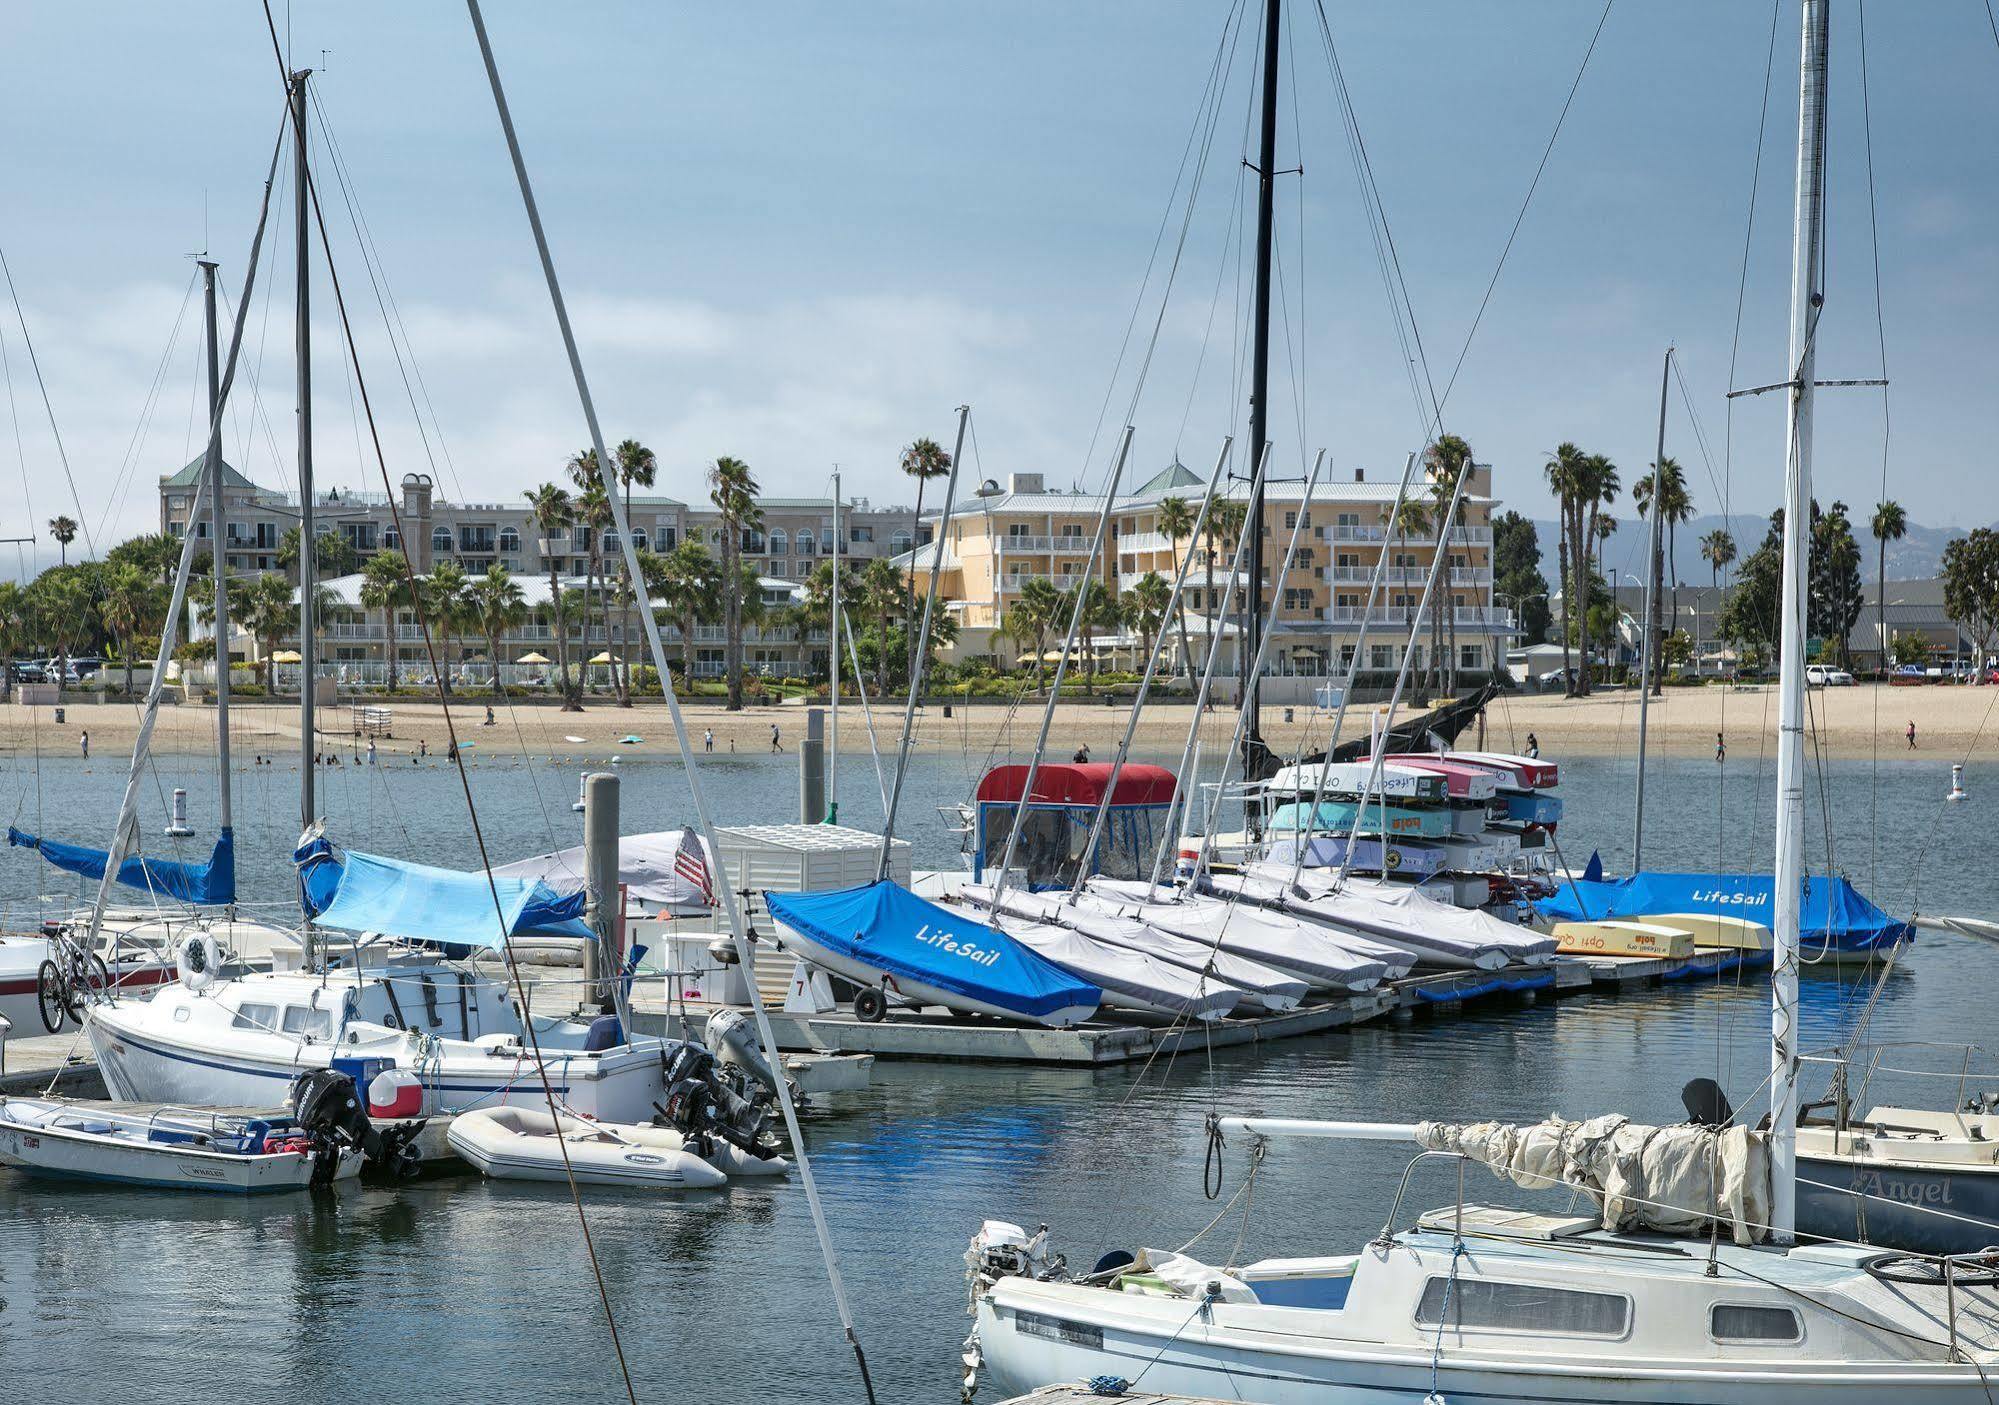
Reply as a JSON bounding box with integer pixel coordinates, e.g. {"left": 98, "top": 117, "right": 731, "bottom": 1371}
{"left": 423, "top": 559, "right": 470, "bottom": 693}
{"left": 1871, "top": 501, "right": 1907, "bottom": 676}
{"left": 898, "top": 436, "right": 953, "bottom": 676}
{"left": 858, "top": 556, "right": 906, "bottom": 691}
{"left": 1544, "top": 443, "right": 1586, "bottom": 693}
{"left": 1699, "top": 528, "right": 1737, "bottom": 592}
{"left": 612, "top": 438, "right": 656, "bottom": 703}
{"left": 469, "top": 564, "right": 527, "bottom": 697}
{"left": 239, "top": 572, "right": 299, "bottom": 693}
{"left": 1206, "top": 498, "right": 1250, "bottom": 675}
{"left": 524, "top": 481, "right": 579, "bottom": 709}
{"left": 48, "top": 516, "right": 77, "bottom": 566}
{"left": 1633, "top": 457, "right": 1692, "bottom": 694}
{"left": 1424, "top": 435, "right": 1473, "bottom": 694}
{"left": 1009, "top": 576, "right": 1062, "bottom": 684}
{"left": 566, "top": 449, "right": 616, "bottom": 698}
{"left": 1387, "top": 497, "right": 1433, "bottom": 682}
{"left": 644, "top": 541, "right": 723, "bottom": 690}
{"left": 707, "top": 457, "right": 764, "bottom": 710}
{"left": 359, "top": 550, "right": 412, "bottom": 691}
{"left": 99, "top": 562, "right": 159, "bottom": 696}
{"left": 1156, "top": 495, "right": 1197, "bottom": 682}
{"left": 0, "top": 581, "right": 26, "bottom": 693}
{"left": 1127, "top": 571, "right": 1171, "bottom": 666}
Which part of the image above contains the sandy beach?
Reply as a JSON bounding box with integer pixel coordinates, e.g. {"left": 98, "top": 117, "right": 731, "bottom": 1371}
{"left": 4, "top": 682, "right": 1996, "bottom": 766}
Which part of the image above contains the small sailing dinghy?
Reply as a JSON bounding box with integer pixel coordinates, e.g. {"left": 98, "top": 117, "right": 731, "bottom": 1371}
{"left": 0, "top": 1096, "right": 361, "bottom": 1192}
{"left": 448, "top": 1106, "right": 787, "bottom": 1188}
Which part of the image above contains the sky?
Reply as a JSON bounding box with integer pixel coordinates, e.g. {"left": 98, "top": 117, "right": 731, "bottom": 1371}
{"left": 2, "top": 1, "right": 1997, "bottom": 578}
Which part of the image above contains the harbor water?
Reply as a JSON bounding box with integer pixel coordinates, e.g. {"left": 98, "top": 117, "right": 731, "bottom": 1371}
{"left": 3, "top": 732, "right": 1995, "bottom": 1402}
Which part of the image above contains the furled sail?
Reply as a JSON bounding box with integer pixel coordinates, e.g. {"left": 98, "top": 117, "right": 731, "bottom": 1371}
{"left": 1416, "top": 1114, "right": 1770, "bottom": 1246}
{"left": 295, "top": 835, "right": 593, "bottom": 946}
{"left": 8, "top": 825, "right": 236, "bottom": 906}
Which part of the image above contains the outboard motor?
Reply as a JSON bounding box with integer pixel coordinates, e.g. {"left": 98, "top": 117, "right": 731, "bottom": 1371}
{"left": 291, "top": 1069, "right": 425, "bottom": 1181}
{"left": 704, "top": 1007, "right": 802, "bottom": 1107}
{"left": 653, "top": 1040, "right": 780, "bottom": 1162}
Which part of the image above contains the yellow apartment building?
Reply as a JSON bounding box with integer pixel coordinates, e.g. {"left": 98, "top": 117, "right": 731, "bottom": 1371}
{"left": 896, "top": 460, "right": 1511, "bottom": 685}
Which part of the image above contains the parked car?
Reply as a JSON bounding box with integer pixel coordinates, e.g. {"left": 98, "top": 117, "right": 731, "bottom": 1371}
{"left": 1889, "top": 663, "right": 1928, "bottom": 686}
{"left": 1806, "top": 664, "right": 1855, "bottom": 687}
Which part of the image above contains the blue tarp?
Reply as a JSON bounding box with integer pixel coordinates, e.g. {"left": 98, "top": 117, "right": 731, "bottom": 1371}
{"left": 296, "top": 838, "right": 594, "bottom": 947}
{"left": 8, "top": 825, "right": 236, "bottom": 906}
{"left": 1534, "top": 870, "right": 1910, "bottom": 957}
{"left": 763, "top": 881, "right": 1101, "bottom": 1021}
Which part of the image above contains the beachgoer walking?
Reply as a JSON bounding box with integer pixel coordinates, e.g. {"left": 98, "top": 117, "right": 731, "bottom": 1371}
{"left": 367, "top": 739, "right": 377, "bottom": 766}
{"left": 484, "top": 705, "right": 495, "bottom": 727}
{"left": 704, "top": 728, "right": 714, "bottom": 753}
{"left": 1073, "top": 744, "right": 1091, "bottom": 764}
{"left": 79, "top": 730, "right": 89, "bottom": 760}
{"left": 418, "top": 738, "right": 428, "bottom": 759}
{"left": 1716, "top": 732, "right": 1726, "bottom": 763}
{"left": 1907, "top": 719, "right": 1917, "bottom": 750}
{"left": 1524, "top": 732, "right": 1539, "bottom": 760}
{"left": 771, "top": 724, "right": 782, "bottom": 753}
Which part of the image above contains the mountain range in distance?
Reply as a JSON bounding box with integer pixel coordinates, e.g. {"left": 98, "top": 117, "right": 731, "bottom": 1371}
{"left": 1523, "top": 512, "right": 1970, "bottom": 588}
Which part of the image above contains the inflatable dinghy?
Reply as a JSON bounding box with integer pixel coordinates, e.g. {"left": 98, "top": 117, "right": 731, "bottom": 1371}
{"left": 448, "top": 1106, "right": 786, "bottom": 1187}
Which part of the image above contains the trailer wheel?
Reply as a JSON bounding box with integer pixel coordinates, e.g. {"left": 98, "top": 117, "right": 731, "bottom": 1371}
{"left": 852, "top": 986, "right": 888, "bottom": 1023}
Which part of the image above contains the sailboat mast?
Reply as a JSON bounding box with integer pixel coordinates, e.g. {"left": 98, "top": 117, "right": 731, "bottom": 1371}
{"left": 1632, "top": 345, "right": 1670, "bottom": 869}
{"left": 1771, "top": 0, "right": 1828, "bottom": 1246}
{"left": 292, "top": 69, "right": 318, "bottom": 955}
{"left": 1242, "top": 0, "right": 1281, "bottom": 763}
{"left": 828, "top": 468, "right": 840, "bottom": 824}
{"left": 199, "top": 260, "right": 233, "bottom": 846}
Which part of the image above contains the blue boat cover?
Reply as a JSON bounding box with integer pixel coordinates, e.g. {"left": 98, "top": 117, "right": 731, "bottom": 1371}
{"left": 1534, "top": 870, "right": 1910, "bottom": 955}
{"left": 297, "top": 838, "right": 593, "bottom": 946}
{"left": 8, "top": 825, "right": 236, "bottom": 906}
{"left": 763, "top": 881, "right": 1100, "bottom": 1020}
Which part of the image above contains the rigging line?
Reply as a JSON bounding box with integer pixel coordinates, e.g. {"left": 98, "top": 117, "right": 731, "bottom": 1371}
{"left": 1076, "top": 0, "right": 1248, "bottom": 490}
{"left": 307, "top": 87, "right": 458, "bottom": 497}
{"left": 1431, "top": 0, "right": 1615, "bottom": 421}
{"left": 96, "top": 269, "right": 199, "bottom": 551}
{"left": 1172, "top": 150, "right": 1246, "bottom": 455}
{"left": 1857, "top": 0, "right": 1891, "bottom": 901}
{"left": 0, "top": 242, "right": 98, "bottom": 562}
{"left": 0, "top": 311, "right": 34, "bottom": 567}
{"left": 216, "top": 281, "right": 303, "bottom": 502}
{"left": 251, "top": 17, "right": 637, "bottom": 1405}
{"left": 460, "top": 7, "right": 876, "bottom": 1401}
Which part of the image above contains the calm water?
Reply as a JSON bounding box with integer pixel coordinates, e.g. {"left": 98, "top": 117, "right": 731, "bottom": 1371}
{"left": 2, "top": 722, "right": 1996, "bottom": 1403}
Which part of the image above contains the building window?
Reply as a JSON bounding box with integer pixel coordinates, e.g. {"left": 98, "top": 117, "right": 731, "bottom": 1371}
{"left": 1460, "top": 644, "right": 1481, "bottom": 669}
{"left": 1008, "top": 524, "right": 1030, "bottom": 541}
{"left": 631, "top": 529, "right": 648, "bottom": 551}
{"left": 891, "top": 531, "right": 913, "bottom": 556}
{"left": 499, "top": 526, "right": 521, "bottom": 554}
{"left": 1283, "top": 588, "right": 1313, "bottom": 611}
{"left": 1340, "top": 644, "right": 1356, "bottom": 669}
{"left": 818, "top": 527, "right": 833, "bottom": 552}
{"left": 796, "top": 531, "right": 814, "bottom": 556}
{"left": 384, "top": 528, "right": 401, "bottom": 551}
{"left": 1059, "top": 524, "right": 1084, "bottom": 541}
{"left": 431, "top": 526, "right": 453, "bottom": 555}
{"left": 770, "top": 528, "right": 788, "bottom": 556}
{"left": 1370, "top": 644, "right": 1393, "bottom": 669}
{"left": 850, "top": 525, "right": 874, "bottom": 544}
{"left": 1284, "top": 511, "right": 1298, "bottom": 530}
{"left": 661, "top": 527, "right": 677, "bottom": 550}
{"left": 342, "top": 522, "right": 379, "bottom": 553}
{"left": 742, "top": 529, "right": 765, "bottom": 554}
{"left": 459, "top": 524, "right": 496, "bottom": 554}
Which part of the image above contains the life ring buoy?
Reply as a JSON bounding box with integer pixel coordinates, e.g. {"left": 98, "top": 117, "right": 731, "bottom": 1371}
{"left": 178, "top": 933, "right": 222, "bottom": 991}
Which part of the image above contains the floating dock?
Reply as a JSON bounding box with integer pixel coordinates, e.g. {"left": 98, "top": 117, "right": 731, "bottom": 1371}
{"left": 0, "top": 1030, "right": 104, "bottom": 1095}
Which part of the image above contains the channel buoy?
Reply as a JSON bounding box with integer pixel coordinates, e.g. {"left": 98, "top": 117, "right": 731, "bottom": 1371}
{"left": 164, "top": 787, "right": 195, "bottom": 837}
{"left": 1949, "top": 763, "right": 1967, "bottom": 803}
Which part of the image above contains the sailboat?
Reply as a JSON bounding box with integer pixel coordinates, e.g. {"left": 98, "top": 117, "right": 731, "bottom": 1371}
{"left": 80, "top": 70, "right": 673, "bottom": 1126}
{"left": 0, "top": 264, "right": 293, "bottom": 1036}
{"left": 962, "top": 4, "right": 1999, "bottom": 1397}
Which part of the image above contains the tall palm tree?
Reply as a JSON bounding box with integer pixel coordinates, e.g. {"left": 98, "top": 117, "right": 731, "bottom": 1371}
{"left": 1543, "top": 442, "right": 1588, "bottom": 693}
{"left": 1128, "top": 570, "right": 1171, "bottom": 666}
{"left": 48, "top": 516, "right": 77, "bottom": 566}
{"left": 469, "top": 564, "right": 527, "bottom": 698}
{"left": 1207, "top": 498, "right": 1250, "bottom": 675}
{"left": 1699, "top": 528, "right": 1737, "bottom": 592}
{"left": 1424, "top": 435, "right": 1473, "bottom": 694}
{"left": 1871, "top": 501, "right": 1907, "bottom": 676}
{"left": 99, "top": 562, "right": 159, "bottom": 696}
{"left": 359, "top": 550, "right": 412, "bottom": 691}
{"left": 644, "top": 540, "right": 723, "bottom": 690}
{"left": 1010, "top": 576, "right": 1062, "bottom": 684}
{"left": 0, "top": 581, "right": 26, "bottom": 693}
{"left": 898, "top": 436, "right": 953, "bottom": 676}
{"left": 423, "top": 559, "right": 471, "bottom": 693}
{"left": 1388, "top": 497, "right": 1433, "bottom": 682}
{"left": 1569, "top": 452, "right": 1620, "bottom": 695}
{"left": 566, "top": 449, "right": 617, "bottom": 698}
{"left": 524, "top": 481, "right": 579, "bottom": 709}
{"left": 1632, "top": 456, "right": 1692, "bottom": 693}
{"left": 707, "top": 457, "right": 763, "bottom": 710}
{"left": 612, "top": 438, "right": 656, "bottom": 703}
{"left": 240, "top": 571, "right": 299, "bottom": 693}
{"left": 1156, "top": 495, "right": 1197, "bottom": 682}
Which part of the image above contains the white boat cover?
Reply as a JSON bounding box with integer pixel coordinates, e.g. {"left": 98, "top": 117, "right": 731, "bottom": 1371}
{"left": 999, "top": 917, "right": 1242, "bottom": 1022}
{"left": 493, "top": 830, "right": 715, "bottom": 913}
{"left": 1238, "top": 863, "right": 1558, "bottom": 969}
{"left": 957, "top": 884, "right": 1312, "bottom": 1010}
{"left": 1085, "top": 879, "right": 1410, "bottom": 985}
{"left": 1416, "top": 1114, "right": 1770, "bottom": 1246}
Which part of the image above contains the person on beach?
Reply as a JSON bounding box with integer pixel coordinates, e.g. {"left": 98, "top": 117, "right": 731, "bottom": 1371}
{"left": 1716, "top": 732, "right": 1726, "bottom": 763}
{"left": 367, "top": 739, "right": 377, "bottom": 766}
{"left": 1908, "top": 719, "right": 1917, "bottom": 750}
{"left": 704, "top": 728, "right": 714, "bottom": 753}
{"left": 484, "top": 705, "right": 495, "bottom": 727}
{"left": 771, "top": 724, "right": 782, "bottom": 753}
{"left": 1073, "top": 743, "right": 1091, "bottom": 764}
{"left": 418, "top": 738, "right": 428, "bottom": 759}
{"left": 1524, "top": 733, "right": 1538, "bottom": 759}
{"left": 79, "top": 730, "right": 88, "bottom": 760}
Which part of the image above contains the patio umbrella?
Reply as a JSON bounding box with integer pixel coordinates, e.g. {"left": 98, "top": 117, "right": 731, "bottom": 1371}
{"left": 516, "top": 651, "right": 551, "bottom": 665}
{"left": 588, "top": 651, "right": 618, "bottom": 665}
{"left": 270, "top": 650, "right": 302, "bottom": 664}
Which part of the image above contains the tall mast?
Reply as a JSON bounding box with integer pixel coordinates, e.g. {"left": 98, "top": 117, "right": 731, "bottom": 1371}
{"left": 292, "top": 69, "right": 318, "bottom": 953}
{"left": 1242, "top": 0, "right": 1282, "bottom": 766}
{"left": 1632, "top": 345, "right": 1670, "bottom": 870}
{"left": 1771, "top": 0, "right": 1828, "bottom": 1246}
{"left": 198, "top": 260, "right": 233, "bottom": 858}
{"left": 827, "top": 469, "right": 840, "bottom": 823}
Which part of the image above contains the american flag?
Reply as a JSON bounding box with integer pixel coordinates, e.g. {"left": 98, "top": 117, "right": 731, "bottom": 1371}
{"left": 673, "top": 830, "right": 715, "bottom": 906}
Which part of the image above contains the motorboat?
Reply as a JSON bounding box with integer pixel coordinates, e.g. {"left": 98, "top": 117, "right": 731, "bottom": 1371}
{"left": 763, "top": 880, "right": 1102, "bottom": 1026}
{"left": 0, "top": 1095, "right": 361, "bottom": 1192}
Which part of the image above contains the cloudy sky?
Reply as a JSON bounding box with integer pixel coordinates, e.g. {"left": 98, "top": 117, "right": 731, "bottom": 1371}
{"left": 2, "top": 2, "right": 1996, "bottom": 576}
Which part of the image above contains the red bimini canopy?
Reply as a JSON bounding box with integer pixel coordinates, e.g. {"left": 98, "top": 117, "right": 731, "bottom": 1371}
{"left": 976, "top": 763, "right": 1178, "bottom": 807}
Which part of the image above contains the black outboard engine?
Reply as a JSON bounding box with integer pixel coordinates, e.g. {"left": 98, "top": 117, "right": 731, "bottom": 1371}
{"left": 654, "top": 1041, "right": 780, "bottom": 1162}
{"left": 291, "top": 1069, "right": 426, "bottom": 1181}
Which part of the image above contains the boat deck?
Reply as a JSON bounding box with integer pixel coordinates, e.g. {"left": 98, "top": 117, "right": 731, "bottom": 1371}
{"left": 1001, "top": 1388, "right": 1233, "bottom": 1405}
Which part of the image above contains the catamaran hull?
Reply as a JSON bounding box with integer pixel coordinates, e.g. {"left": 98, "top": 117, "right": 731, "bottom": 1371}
{"left": 86, "top": 1013, "right": 666, "bottom": 1122}
{"left": 771, "top": 928, "right": 1099, "bottom": 1026}
{"left": 972, "top": 1296, "right": 1989, "bottom": 1404}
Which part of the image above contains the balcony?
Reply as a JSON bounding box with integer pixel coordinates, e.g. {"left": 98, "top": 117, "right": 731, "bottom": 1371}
{"left": 1327, "top": 565, "right": 1490, "bottom": 586}
{"left": 1116, "top": 531, "right": 1177, "bottom": 554}
{"left": 1323, "top": 605, "right": 1517, "bottom": 629}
